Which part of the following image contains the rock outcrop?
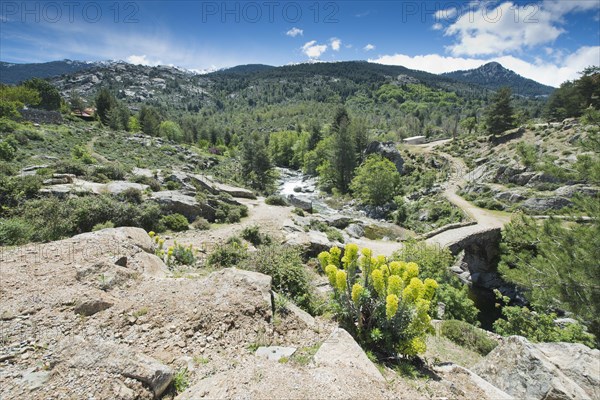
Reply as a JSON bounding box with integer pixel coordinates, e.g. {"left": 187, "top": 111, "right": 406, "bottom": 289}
{"left": 473, "top": 336, "right": 599, "bottom": 400}
{"left": 365, "top": 141, "right": 404, "bottom": 173}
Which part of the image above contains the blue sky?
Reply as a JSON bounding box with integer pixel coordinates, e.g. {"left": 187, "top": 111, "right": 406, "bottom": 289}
{"left": 1, "top": 0, "right": 598, "bottom": 86}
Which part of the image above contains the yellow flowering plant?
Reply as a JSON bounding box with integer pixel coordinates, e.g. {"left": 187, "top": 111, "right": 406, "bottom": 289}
{"left": 323, "top": 244, "right": 438, "bottom": 358}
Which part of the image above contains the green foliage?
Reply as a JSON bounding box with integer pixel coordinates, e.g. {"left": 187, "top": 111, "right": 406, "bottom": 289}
{"left": 207, "top": 238, "right": 249, "bottom": 267}
{"left": 0, "top": 218, "right": 34, "bottom": 245}
{"left": 460, "top": 116, "right": 478, "bottom": 135}
{"left": 0, "top": 140, "right": 16, "bottom": 161}
{"left": 269, "top": 130, "right": 300, "bottom": 168}
{"left": 71, "top": 145, "right": 96, "bottom": 164}
{"left": 323, "top": 244, "right": 438, "bottom": 358}
{"left": 265, "top": 195, "right": 288, "bottom": 206}
{"left": 95, "top": 88, "right": 116, "bottom": 125}
{"left": 0, "top": 100, "right": 21, "bottom": 120}
{"left": 393, "top": 241, "right": 479, "bottom": 325}
{"left": 241, "top": 225, "right": 272, "bottom": 246}
{"left": 159, "top": 120, "right": 184, "bottom": 142}
{"left": 92, "top": 221, "right": 115, "bottom": 231}
{"left": 498, "top": 202, "right": 600, "bottom": 344}
{"left": 0, "top": 117, "right": 19, "bottom": 132}
{"left": 128, "top": 116, "right": 141, "bottom": 132}
{"left": 138, "top": 106, "right": 161, "bottom": 136}
{"left": 485, "top": 87, "right": 515, "bottom": 136}
{"left": 350, "top": 155, "right": 400, "bottom": 206}
{"left": 23, "top": 78, "right": 61, "bottom": 110}
{"left": 516, "top": 142, "right": 538, "bottom": 167}
{"left": 240, "top": 132, "right": 274, "bottom": 191}
{"left": 546, "top": 67, "right": 599, "bottom": 121}
{"left": 191, "top": 217, "right": 210, "bottom": 230}
{"left": 493, "top": 294, "right": 595, "bottom": 347}
{"left": 159, "top": 213, "right": 189, "bottom": 232}
{"left": 241, "top": 244, "right": 316, "bottom": 313}
{"left": 0, "top": 175, "right": 42, "bottom": 211}
{"left": 0, "top": 84, "right": 40, "bottom": 106}
{"left": 323, "top": 107, "right": 356, "bottom": 193}
{"left": 440, "top": 320, "right": 498, "bottom": 355}
{"left": 164, "top": 241, "right": 196, "bottom": 267}
{"left": 173, "top": 367, "right": 190, "bottom": 394}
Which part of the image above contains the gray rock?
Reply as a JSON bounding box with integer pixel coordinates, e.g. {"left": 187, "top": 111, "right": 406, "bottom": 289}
{"left": 74, "top": 299, "right": 113, "bottom": 316}
{"left": 189, "top": 174, "right": 256, "bottom": 199}
{"left": 287, "top": 194, "right": 312, "bottom": 212}
{"left": 255, "top": 346, "right": 297, "bottom": 362}
{"left": 435, "top": 364, "right": 514, "bottom": 400}
{"left": 150, "top": 190, "right": 203, "bottom": 221}
{"left": 21, "top": 370, "right": 51, "bottom": 391}
{"left": 474, "top": 336, "right": 596, "bottom": 400}
{"left": 327, "top": 216, "right": 352, "bottom": 229}
{"left": 345, "top": 223, "right": 365, "bottom": 239}
{"left": 285, "top": 231, "right": 336, "bottom": 257}
{"left": 105, "top": 181, "right": 149, "bottom": 195}
{"left": 365, "top": 141, "right": 404, "bottom": 173}
{"left": 314, "top": 328, "right": 384, "bottom": 383}
{"left": 554, "top": 185, "right": 600, "bottom": 198}
{"left": 132, "top": 167, "right": 154, "bottom": 178}
{"left": 522, "top": 197, "right": 572, "bottom": 212}
{"left": 494, "top": 191, "right": 526, "bottom": 204}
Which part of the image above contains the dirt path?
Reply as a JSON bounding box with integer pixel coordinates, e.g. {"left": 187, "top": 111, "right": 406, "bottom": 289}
{"left": 164, "top": 197, "right": 293, "bottom": 251}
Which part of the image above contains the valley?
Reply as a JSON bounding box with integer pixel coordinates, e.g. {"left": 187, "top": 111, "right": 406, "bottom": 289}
{"left": 0, "top": 59, "right": 598, "bottom": 399}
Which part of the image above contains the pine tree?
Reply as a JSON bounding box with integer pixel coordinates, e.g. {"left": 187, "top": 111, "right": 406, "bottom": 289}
{"left": 485, "top": 87, "right": 515, "bottom": 136}
{"left": 330, "top": 107, "right": 356, "bottom": 193}
{"left": 95, "top": 88, "right": 116, "bottom": 125}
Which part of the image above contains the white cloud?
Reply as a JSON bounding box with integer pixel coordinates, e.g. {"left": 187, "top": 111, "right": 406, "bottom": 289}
{"left": 330, "top": 37, "right": 342, "bottom": 51}
{"left": 126, "top": 54, "right": 162, "bottom": 66}
{"left": 434, "top": 7, "right": 457, "bottom": 20}
{"left": 432, "top": 23, "right": 444, "bottom": 31}
{"left": 286, "top": 27, "right": 303, "bottom": 37}
{"left": 369, "top": 46, "right": 600, "bottom": 87}
{"left": 443, "top": 1, "right": 599, "bottom": 57}
{"left": 302, "top": 40, "right": 328, "bottom": 59}
{"left": 364, "top": 44, "right": 376, "bottom": 51}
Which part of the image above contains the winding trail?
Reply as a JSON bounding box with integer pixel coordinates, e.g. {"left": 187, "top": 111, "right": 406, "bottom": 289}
{"left": 405, "top": 140, "right": 513, "bottom": 249}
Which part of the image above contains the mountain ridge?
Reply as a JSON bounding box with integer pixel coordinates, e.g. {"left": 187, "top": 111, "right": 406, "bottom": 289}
{"left": 442, "top": 62, "right": 555, "bottom": 96}
{"left": 2, "top": 59, "right": 553, "bottom": 97}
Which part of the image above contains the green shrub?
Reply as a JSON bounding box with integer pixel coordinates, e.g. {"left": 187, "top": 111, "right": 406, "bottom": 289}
{"left": 53, "top": 160, "right": 88, "bottom": 176}
{"left": 0, "top": 117, "right": 19, "bottom": 132}
{"left": 241, "top": 244, "right": 315, "bottom": 313}
{"left": 92, "top": 164, "right": 126, "bottom": 181}
{"left": 139, "top": 202, "right": 165, "bottom": 233}
{"left": 440, "top": 320, "right": 498, "bottom": 355}
{"left": 207, "top": 239, "right": 248, "bottom": 267}
{"left": 226, "top": 207, "right": 241, "bottom": 223}
{"left": 92, "top": 221, "right": 115, "bottom": 231}
{"left": 160, "top": 213, "right": 189, "bottom": 232}
{"left": 320, "top": 244, "right": 438, "bottom": 358}
{"left": 131, "top": 175, "right": 161, "bottom": 191}
{"left": 265, "top": 195, "right": 288, "bottom": 206}
{"left": 392, "top": 241, "right": 479, "bottom": 325}
{"left": 71, "top": 145, "right": 96, "bottom": 165}
{"left": 165, "top": 180, "right": 181, "bottom": 190}
{"left": 165, "top": 242, "right": 196, "bottom": 267}
{"left": 241, "top": 225, "right": 272, "bottom": 246}
{"left": 191, "top": 217, "right": 210, "bottom": 230}
{"left": 0, "top": 175, "right": 42, "bottom": 210}
{"left": 493, "top": 294, "right": 596, "bottom": 348}
{"left": 118, "top": 188, "right": 143, "bottom": 204}
{"left": 0, "top": 218, "right": 33, "bottom": 245}
{"left": 0, "top": 140, "right": 16, "bottom": 161}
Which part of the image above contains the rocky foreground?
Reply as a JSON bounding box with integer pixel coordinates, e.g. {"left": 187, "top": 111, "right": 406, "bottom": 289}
{"left": 1, "top": 228, "right": 598, "bottom": 399}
